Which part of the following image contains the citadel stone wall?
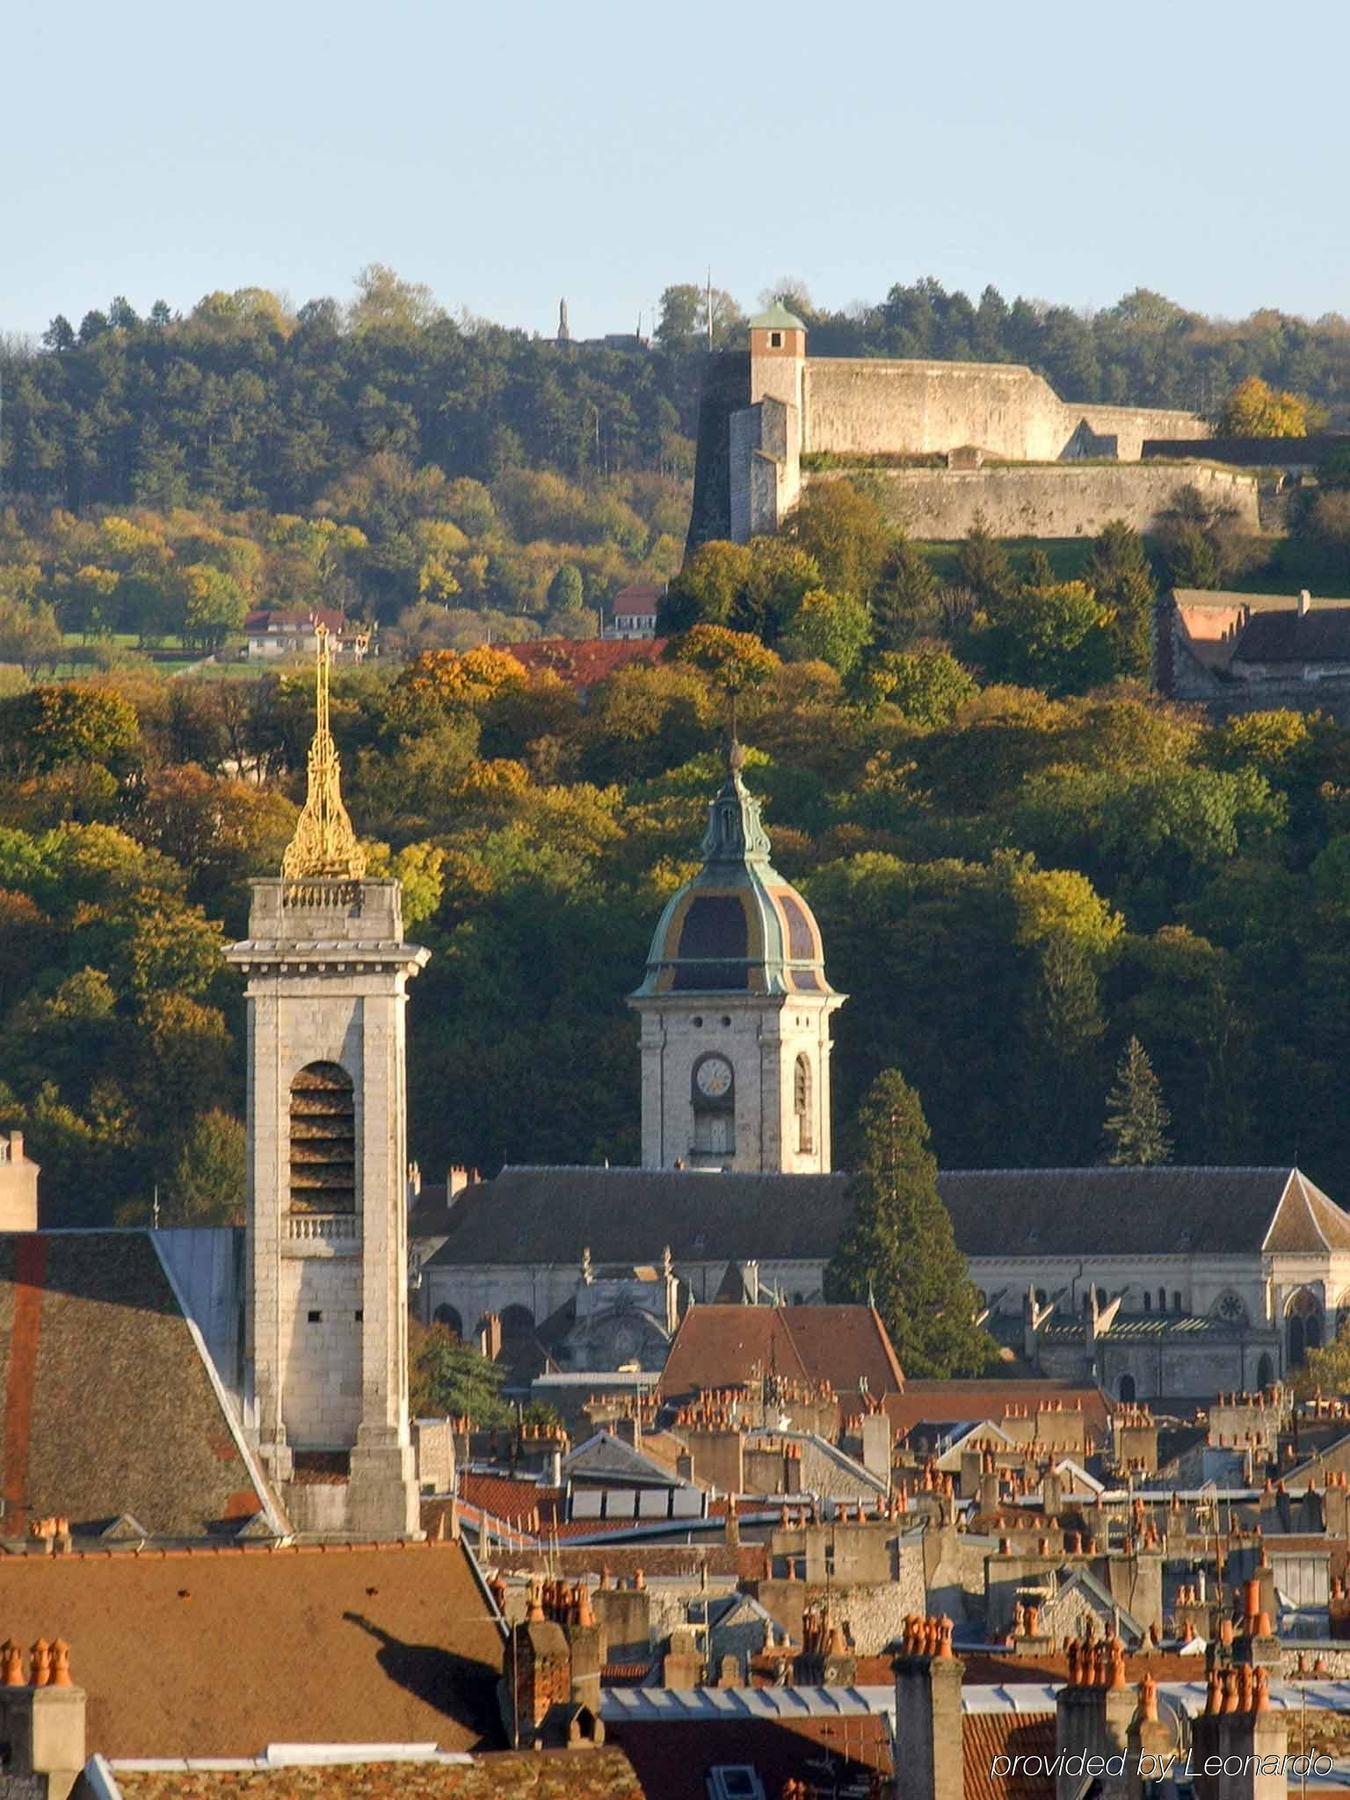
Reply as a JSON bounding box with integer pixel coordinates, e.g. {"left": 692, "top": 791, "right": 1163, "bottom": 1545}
{"left": 801, "top": 359, "right": 1206, "bottom": 464}
{"left": 807, "top": 461, "right": 1261, "bottom": 540}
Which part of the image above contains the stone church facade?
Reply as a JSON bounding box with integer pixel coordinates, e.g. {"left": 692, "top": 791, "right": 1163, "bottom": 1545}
{"left": 420, "top": 757, "right": 1350, "bottom": 1404}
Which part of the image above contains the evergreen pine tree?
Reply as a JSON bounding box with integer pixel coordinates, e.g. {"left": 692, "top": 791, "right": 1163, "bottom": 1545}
{"left": 1103, "top": 1036, "right": 1172, "bottom": 1166}
{"left": 1022, "top": 545, "right": 1055, "bottom": 590}
{"left": 824, "top": 1070, "right": 996, "bottom": 1377}
{"left": 1022, "top": 934, "right": 1106, "bottom": 1164}
{"left": 1086, "top": 520, "right": 1157, "bottom": 679}
{"left": 872, "top": 535, "right": 938, "bottom": 649}
{"left": 956, "top": 516, "right": 1015, "bottom": 610}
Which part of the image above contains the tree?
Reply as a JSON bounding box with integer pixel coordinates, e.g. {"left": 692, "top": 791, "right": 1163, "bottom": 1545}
{"left": 669, "top": 624, "right": 779, "bottom": 698}
{"left": 0, "top": 686, "right": 140, "bottom": 777}
{"left": 654, "top": 284, "right": 745, "bottom": 352}
{"left": 956, "top": 518, "right": 1015, "bottom": 608}
{"left": 661, "top": 541, "right": 755, "bottom": 633}
{"left": 1103, "top": 1036, "right": 1172, "bottom": 1166}
{"left": 549, "top": 564, "right": 585, "bottom": 612}
{"left": 178, "top": 562, "right": 247, "bottom": 651}
{"left": 1218, "top": 376, "right": 1325, "bottom": 438}
{"left": 166, "top": 1109, "right": 245, "bottom": 1225}
{"left": 980, "top": 582, "right": 1115, "bottom": 695}
{"left": 348, "top": 264, "right": 442, "bottom": 334}
{"left": 1292, "top": 1325, "right": 1350, "bottom": 1400}
{"left": 784, "top": 482, "right": 889, "bottom": 603}
{"left": 859, "top": 646, "right": 977, "bottom": 724}
{"left": 1086, "top": 520, "right": 1156, "bottom": 679}
{"left": 408, "top": 1317, "right": 510, "bottom": 1424}
{"left": 823, "top": 1070, "right": 996, "bottom": 1377}
{"left": 781, "top": 588, "right": 871, "bottom": 674}
{"left": 872, "top": 536, "right": 939, "bottom": 649}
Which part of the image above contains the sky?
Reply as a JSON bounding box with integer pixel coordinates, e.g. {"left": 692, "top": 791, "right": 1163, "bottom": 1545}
{"left": 5, "top": 0, "right": 1348, "bottom": 342}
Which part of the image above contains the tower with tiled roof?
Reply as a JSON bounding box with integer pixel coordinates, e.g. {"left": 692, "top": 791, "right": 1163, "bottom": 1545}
{"left": 630, "top": 746, "right": 843, "bottom": 1174}
{"left": 227, "top": 627, "right": 428, "bottom": 1538}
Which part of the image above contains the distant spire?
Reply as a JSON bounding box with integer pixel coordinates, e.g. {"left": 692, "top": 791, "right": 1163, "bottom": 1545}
{"left": 557, "top": 298, "right": 571, "bottom": 345}
{"left": 281, "top": 625, "right": 366, "bottom": 884}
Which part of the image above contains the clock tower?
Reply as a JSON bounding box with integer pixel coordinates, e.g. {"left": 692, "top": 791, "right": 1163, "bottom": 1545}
{"left": 630, "top": 746, "right": 843, "bottom": 1174}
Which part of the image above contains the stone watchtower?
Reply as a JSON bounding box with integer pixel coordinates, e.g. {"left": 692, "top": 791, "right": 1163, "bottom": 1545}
{"left": 227, "top": 629, "right": 428, "bottom": 1538}
{"left": 630, "top": 745, "right": 843, "bottom": 1174}
{"left": 730, "top": 302, "right": 807, "bottom": 541}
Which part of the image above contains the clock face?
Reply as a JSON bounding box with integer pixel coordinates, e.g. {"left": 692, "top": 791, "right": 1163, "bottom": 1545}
{"left": 695, "top": 1055, "right": 733, "bottom": 1099}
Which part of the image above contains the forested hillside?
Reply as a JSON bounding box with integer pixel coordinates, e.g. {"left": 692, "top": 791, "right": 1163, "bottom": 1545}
{"left": 4, "top": 272, "right": 1350, "bottom": 1226}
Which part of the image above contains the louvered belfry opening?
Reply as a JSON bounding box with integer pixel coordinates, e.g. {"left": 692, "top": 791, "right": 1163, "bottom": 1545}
{"left": 289, "top": 1061, "right": 356, "bottom": 1214}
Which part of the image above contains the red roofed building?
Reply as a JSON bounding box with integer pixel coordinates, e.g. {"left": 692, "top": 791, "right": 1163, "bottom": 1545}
{"left": 659, "top": 1305, "right": 903, "bottom": 1406}
{"left": 604, "top": 584, "right": 662, "bottom": 641}
{"left": 244, "top": 608, "right": 371, "bottom": 662}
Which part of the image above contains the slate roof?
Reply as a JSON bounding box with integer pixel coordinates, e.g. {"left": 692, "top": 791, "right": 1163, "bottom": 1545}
{"left": 430, "top": 1166, "right": 1339, "bottom": 1269}
{"left": 0, "top": 1232, "right": 271, "bottom": 1537}
{"left": 659, "top": 1305, "right": 903, "bottom": 1401}
{"left": 107, "top": 1749, "right": 644, "bottom": 1800}
{"left": 1234, "top": 609, "right": 1350, "bottom": 665}
{"left": 430, "top": 1168, "right": 851, "bottom": 1267}
{"left": 1264, "top": 1171, "right": 1350, "bottom": 1252}
{"left": 0, "top": 1539, "right": 504, "bottom": 1759}
{"left": 940, "top": 1166, "right": 1336, "bottom": 1258}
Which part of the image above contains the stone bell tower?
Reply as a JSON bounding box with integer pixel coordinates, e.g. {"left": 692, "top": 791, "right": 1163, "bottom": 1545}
{"left": 630, "top": 744, "right": 844, "bottom": 1174}
{"left": 227, "top": 629, "right": 428, "bottom": 1538}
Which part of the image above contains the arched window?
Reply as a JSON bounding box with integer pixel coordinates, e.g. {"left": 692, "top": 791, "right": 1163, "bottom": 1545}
{"left": 289, "top": 1061, "right": 355, "bottom": 1213}
{"left": 1285, "top": 1288, "right": 1323, "bottom": 1368}
{"left": 1257, "top": 1353, "right": 1275, "bottom": 1389}
{"left": 1142, "top": 1293, "right": 1151, "bottom": 1313}
{"left": 434, "top": 1304, "right": 463, "bottom": 1340}
{"left": 1158, "top": 1287, "right": 1167, "bottom": 1312}
{"left": 1173, "top": 1291, "right": 1182, "bottom": 1313}
{"left": 1119, "top": 1374, "right": 1137, "bottom": 1403}
{"left": 794, "top": 1053, "right": 814, "bottom": 1155}
{"left": 499, "top": 1304, "right": 536, "bottom": 1344}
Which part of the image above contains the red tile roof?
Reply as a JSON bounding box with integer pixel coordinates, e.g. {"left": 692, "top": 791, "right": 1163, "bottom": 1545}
{"left": 963, "top": 1712, "right": 1057, "bottom": 1800}
{"left": 501, "top": 639, "right": 666, "bottom": 688}
{"left": 659, "top": 1306, "right": 903, "bottom": 1402}
{"left": 459, "top": 1473, "right": 564, "bottom": 1529}
{"left": 0, "top": 1539, "right": 504, "bottom": 1759}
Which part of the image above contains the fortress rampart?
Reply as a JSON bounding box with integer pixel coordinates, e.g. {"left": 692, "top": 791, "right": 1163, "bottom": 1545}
{"left": 801, "top": 359, "right": 1204, "bottom": 465}
{"left": 687, "top": 307, "right": 1212, "bottom": 550}
{"left": 815, "top": 460, "right": 1260, "bottom": 541}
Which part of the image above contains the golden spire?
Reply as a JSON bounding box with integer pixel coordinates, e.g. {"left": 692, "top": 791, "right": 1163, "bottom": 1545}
{"left": 281, "top": 625, "right": 366, "bottom": 884}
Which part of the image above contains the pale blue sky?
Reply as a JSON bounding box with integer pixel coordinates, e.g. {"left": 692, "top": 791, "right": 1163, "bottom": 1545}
{"left": 6, "top": 0, "right": 1347, "bottom": 340}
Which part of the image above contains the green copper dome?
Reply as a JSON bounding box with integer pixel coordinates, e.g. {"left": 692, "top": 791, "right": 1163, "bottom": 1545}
{"left": 633, "top": 753, "right": 834, "bottom": 999}
{"left": 748, "top": 301, "right": 807, "bottom": 332}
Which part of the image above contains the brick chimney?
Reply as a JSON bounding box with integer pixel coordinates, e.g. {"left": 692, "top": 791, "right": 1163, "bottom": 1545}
{"left": 479, "top": 1313, "right": 503, "bottom": 1362}
{"left": 893, "top": 1616, "right": 962, "bottom": 1800}
{"left": 505, "top": 1595, "right": 571, "bottom": 1745}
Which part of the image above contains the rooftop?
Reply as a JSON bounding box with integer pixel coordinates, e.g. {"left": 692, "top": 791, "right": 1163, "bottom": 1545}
{"left": 659, "top": 1305, "right": 903, "bottom": 1401}
{"left": 0, "top": 1539, "right": 504, "bottom": 1759}
{"left": 0, "top": 1231, "right": 274, "bottom": 1538}
{"left": 101, "top": 1748, "right": 644, "bottom": 1800}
